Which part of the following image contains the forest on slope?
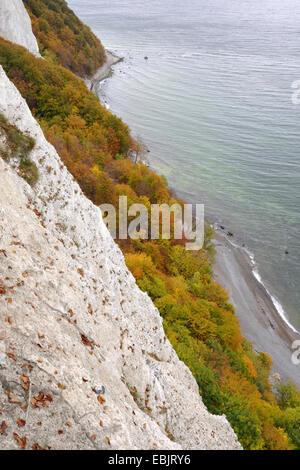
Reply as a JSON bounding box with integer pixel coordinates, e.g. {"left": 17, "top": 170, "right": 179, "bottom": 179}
{"left": 0, "top": 0, "right": 299, "bottom": 450}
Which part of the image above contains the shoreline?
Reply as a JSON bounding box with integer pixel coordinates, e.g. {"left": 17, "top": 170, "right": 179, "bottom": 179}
{"left": 85, "top": 50, "right": 123, "bottom": 94}
{"left": 91, "top": 51, "right": 300, "bottom": 387}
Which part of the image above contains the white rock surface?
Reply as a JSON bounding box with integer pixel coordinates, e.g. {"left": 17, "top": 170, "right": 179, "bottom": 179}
{"left": 0, "top": 0, "right": 40, "bottom": 56}
{"left": 0, "top": 65, "right": 241, "bottom": 450}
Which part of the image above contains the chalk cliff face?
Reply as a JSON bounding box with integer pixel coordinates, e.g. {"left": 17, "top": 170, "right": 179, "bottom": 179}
{"left": 0, "top": 65, "right": 242, "bottom": 450}
{"left": 0, "top": 0, "right": 40, "bottom": 56}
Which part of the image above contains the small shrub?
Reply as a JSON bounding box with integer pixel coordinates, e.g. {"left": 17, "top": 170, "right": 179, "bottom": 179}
{"left": 0, "top": 113, "right": 8, "bottom": 127}
{"left": 7, "top": 128, "right": 35, "bottom": 156}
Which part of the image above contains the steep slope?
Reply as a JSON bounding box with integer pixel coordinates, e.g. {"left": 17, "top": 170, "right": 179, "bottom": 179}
{"left": 0, "top": 66, "right": 241, "bottom": 449}
{"left": 0, "top": 0, "right": 40, "bottom": 57}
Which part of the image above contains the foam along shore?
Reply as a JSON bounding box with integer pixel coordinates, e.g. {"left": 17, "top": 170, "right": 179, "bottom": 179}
{"left": 213, "top": 230, "right": 300, "bottom": 387}
{"left": 85, "top": 50, "right": 122, "bottom": 94}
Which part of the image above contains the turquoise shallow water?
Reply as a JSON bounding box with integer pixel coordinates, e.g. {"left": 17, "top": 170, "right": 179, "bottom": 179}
{"left": 68, "top": 0, "right": 300, "bottom": 331}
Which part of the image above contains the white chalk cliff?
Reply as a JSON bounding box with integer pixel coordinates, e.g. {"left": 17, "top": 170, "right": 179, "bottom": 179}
{"left": 0, "top": 0, "right": 40, "bottom": 56}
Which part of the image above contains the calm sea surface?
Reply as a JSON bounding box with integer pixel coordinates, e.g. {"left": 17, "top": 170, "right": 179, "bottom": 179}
{"left": 68, "top": 0, "right": 300, "bottom": 331}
